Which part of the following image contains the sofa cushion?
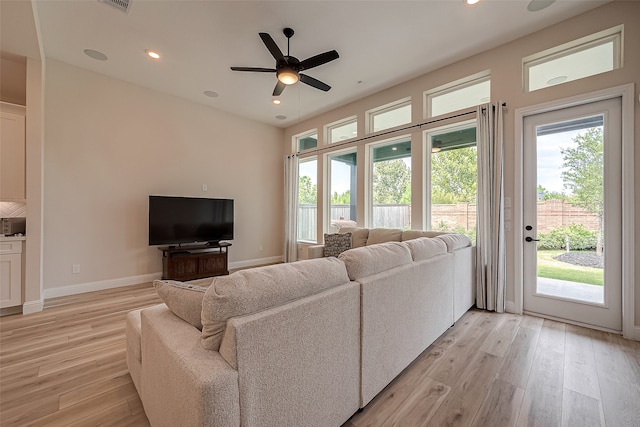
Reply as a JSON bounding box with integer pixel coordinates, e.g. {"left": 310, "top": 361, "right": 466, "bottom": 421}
{"left": 200, "top": 257, "right": 351, "bottom": 351}
{"left": 366, "top": 228, "right": 403, "bottom": 246}
{"left": 153, "top": 280, "right": 210, "bottom": 330}
{"left": 339, "top": 227, "right": 369, "bottom": 248}
{"left": 338, "top": 241, "right": 413, "bottom": 280}
{"left": 404, "top": 237, "right": 448, "bottom": 261}
{"left": 323, "top": 232, "right": 352, "bottom": 257}
{"left": 401, "top": 230, "right": 446, "bottom": 241}
{"left": 436, "top": 233, "right": 472, "bottom": 251}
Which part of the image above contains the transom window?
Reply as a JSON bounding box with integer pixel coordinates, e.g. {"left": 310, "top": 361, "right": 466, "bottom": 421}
{"left": 524, "top": 26, "right": 622, "bottom": 92}
{"left": 294, "top": 129, "right": 318, "bottom": 152}
{"left": 367, "top": 98, "right": 412, "bottom": 133}
{"left": 325, "top": 117, "right": 357, "bottom": 144}
{"left": 425, "top": 73, "right": 490, "bottom": 118}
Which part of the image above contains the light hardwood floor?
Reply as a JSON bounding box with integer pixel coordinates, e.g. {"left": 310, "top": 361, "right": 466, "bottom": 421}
{"left": 1, "top": 283, "right": 639, "bottom": 427}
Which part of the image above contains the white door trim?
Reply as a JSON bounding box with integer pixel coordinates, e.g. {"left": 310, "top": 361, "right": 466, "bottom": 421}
{"left": 513, "top": 83, "right": 635, "bottom": 340}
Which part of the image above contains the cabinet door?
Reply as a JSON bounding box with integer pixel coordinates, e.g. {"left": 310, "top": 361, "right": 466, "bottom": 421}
{"left": 0, "top": 253, "right": 22, "bottom": 308}
{"left": 1, "top": 111, "right": 26, "bottom": 200}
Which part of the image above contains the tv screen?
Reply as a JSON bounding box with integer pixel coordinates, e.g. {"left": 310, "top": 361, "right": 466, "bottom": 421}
{"left": 148, "top": 196, "right": 234, "bottom": 246}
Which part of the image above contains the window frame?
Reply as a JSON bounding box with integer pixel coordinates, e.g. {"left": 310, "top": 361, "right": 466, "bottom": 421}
{"left": 324, "top": 147, "right": 358, "bottom": 234}
{"left": 324, "top": 116, "right": 358, "bottom": 144}
{"left": 424, "top": 72, "right": 490, "bottom": 119}
{"left": 293, "top": 129, "right": 318, "bottom": 153}
{"left": 523, "top": 25, "right": 623, "bottom": 92}
{"left": 365, "top": 135, "right": 412, "bottom": 229}
{"left": 423, "top": 119, "right": 478, "bottom": 234}
{"left": 366, "top": 97, "right": 412, "bottom": 134}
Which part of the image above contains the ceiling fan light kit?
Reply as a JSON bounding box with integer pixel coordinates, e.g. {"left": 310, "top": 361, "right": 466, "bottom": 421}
{"left": 231, "top": 27, "right": 339, "bottom": 96}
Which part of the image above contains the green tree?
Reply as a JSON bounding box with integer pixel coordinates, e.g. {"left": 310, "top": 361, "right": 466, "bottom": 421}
{"left": 536, "top": 185, "right": 569, "bottom": 201}
{"left": 331, "top": 190, "right": 351, "bottom": 204}
{"left": 298, "top": 175, "right": 317, "bottom": 204}
{"left": 373, "top": 159, "right": 411, "bottom": 204}
{"left": 561, "top": 127, "right": 604, "bottom": 254}
{"left": 431, "top": 147, "right": 477, "bottom": 204}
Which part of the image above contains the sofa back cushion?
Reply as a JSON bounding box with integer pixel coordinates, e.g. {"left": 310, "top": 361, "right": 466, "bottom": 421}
{"left": 366, "top": 228, "right": 403, "bottom": 246}
{"left": 200, "top": 257, "right": 351, "bottom": 351}
{"left": 338, "top": 241, "right": 413, "bottom": 280}
{"left": 339, "top": 227, "right": 369, "bottom": 248}
{"left": 436, "top": 233, "right": 472, "bottom": 252}
{"left": 403, "top": 237, "right": 448, "bottom": 261}
{"left": 401, "top": 230, "right": 446, "bottom": 241}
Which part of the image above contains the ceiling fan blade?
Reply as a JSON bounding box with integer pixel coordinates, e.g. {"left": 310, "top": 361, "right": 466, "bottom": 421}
{"left": 300, "top": 74, "right": 331, "bottom": 92}
{"left": 299, "top": 50, "right": 339, "bottom": 71}
{"left": 259, "top": 32, "right": 285, "bottom": 62}
{"left": 273, "top": 81, "right": 286, "bottom": 96}
{"left": 230, "top": 67, "right": 276, "bottom": 72}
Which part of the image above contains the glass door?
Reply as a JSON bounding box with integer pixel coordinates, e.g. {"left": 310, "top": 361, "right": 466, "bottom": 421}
{"left": 522, "top": 98, "right": 622, "bottom": 331}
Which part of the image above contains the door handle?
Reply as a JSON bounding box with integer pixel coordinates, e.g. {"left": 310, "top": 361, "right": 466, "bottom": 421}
{"left": 525, "top": 236, "right": 540, "bottom": 242}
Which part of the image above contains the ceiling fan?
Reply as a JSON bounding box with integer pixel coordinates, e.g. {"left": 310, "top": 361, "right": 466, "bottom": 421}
{"left": 230, "top": 28, "right": 339, "bottom": 96}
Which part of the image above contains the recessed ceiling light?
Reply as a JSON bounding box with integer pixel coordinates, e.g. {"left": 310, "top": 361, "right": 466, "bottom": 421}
{"left": 84, "top": 49, "right": 108, "bottom": 61}
{"left": 146, "top": 49, "right": 161, "bottom": 60}
{"left": 275, "top": 115, "right": 287, "bottom": 120}
{"left": 465, "top": 0, "right": 480, "bottom": 5}
{"left": 272, "top": 98, "right": 281, "bottom": 105}
{"left": 203, "top": 90, "right": 219, "bottom": 98}
{"left": 546, "top": 75, "right": 567, "bottom": 85}
{"left": 527, "top": 0, "right": 555, "bottom": 12}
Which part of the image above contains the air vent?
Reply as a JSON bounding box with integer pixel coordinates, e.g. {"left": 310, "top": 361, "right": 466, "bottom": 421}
{"left": 99, "top": 0, "right": 131, "bottom": 14}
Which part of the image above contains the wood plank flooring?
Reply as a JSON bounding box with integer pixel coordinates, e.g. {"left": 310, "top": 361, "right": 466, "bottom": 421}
{"left": 1, "top": 283, "right": 639, "bottom": 426}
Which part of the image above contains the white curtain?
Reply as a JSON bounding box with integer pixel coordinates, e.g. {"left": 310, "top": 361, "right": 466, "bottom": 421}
{"left": 476, "top": 102, "right": 506, "bottom": 312}
{"left": 284, "top": 154, "right": 299, "bottom": 263}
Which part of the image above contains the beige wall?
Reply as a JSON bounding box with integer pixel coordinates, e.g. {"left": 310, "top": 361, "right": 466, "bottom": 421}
{"left": 284, "top": 2, "right": 640, "bottom": 329}
{"left": 43, "top": 59, "right": 284, "bottom": 293}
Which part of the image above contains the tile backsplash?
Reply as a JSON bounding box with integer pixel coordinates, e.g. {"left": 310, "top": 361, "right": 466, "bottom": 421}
{"left": 0, "top": 202, "right": 27, "bottom": 218}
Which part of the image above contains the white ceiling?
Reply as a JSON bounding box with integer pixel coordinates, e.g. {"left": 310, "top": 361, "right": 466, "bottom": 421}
{"left": 8, "top": 0, "right": 610, "bottom": 128}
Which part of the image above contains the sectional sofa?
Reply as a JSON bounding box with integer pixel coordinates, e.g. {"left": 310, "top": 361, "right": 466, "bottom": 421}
{"left": 126, "top": 230, "right": 475, "bottom": 426}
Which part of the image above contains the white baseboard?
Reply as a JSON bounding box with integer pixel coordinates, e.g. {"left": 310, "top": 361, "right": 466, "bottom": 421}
{"left": 43, "top": 272, "right": 163, "bottom": 299}
{"left": 42, "top": 256, "right": 284, "bottom": 300}
{"left": 23, "top": 299, "right": 44, "bottom": 314}
{"left": 229, "top": 255, "right": 283, "bottom": 271}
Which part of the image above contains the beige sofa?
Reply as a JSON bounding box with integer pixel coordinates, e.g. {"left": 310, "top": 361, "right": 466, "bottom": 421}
{"left": 126, "top": 231, "right": 474, "bottom": 426}
{"left": 309, "top": 227, "right": 475, "bottom": 322}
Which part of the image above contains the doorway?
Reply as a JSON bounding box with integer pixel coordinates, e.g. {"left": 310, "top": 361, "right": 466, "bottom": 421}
{"left": 522, "top": 98, "right": 622, "bottom": 331}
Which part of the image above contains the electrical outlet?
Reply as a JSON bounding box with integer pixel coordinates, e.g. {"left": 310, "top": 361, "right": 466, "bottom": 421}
{"left": 202, "top": 184, "right": 208, "bottom": 192}
{"left": 72, "top": 264, "right": 80, "bottom": 274}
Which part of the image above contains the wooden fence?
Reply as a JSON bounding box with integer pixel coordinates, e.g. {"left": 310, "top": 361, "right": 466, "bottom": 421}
{"left": 297, "top": 199, "right": 599, "bottom": 241}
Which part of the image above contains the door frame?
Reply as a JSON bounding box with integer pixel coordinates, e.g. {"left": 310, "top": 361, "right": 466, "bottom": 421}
{"left": 513, "top": 83, "right": 635, "bottom": 339}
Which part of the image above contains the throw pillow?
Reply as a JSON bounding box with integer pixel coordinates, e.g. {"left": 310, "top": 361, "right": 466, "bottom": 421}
{"left": 323, "top": 232, "right": 352, "bottom": 257}
{"left": 153, "top": 279, "right": 210, "bottom": 330}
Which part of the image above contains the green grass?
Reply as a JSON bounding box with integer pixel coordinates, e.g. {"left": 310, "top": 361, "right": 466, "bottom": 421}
{"left": 537, "top": 250, "right": 604, "bottom": 286}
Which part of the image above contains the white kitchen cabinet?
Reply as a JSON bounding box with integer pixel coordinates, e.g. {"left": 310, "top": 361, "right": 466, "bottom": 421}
{"left": 0, "top": 240, "right": 23, "bottom": 308}
{"left": 1, "top": 103, "right": 26, "bottom": 201}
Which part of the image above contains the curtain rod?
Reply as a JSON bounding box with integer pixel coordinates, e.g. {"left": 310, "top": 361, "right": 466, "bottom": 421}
{"left": 296, "top": 102, "right": 506, "bottom": 156}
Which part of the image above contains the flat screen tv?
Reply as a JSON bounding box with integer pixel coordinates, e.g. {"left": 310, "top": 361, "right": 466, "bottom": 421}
{"left": 148, "top": 195, "right": 234, "bottom": 246}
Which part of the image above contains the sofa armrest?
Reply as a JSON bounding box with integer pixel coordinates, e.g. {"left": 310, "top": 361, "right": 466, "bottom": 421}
{"left": 307, "top": 244, "right": 325, "bottom": 259}
{"left": 141, "top": 304, "right": 240, "bottom": 427}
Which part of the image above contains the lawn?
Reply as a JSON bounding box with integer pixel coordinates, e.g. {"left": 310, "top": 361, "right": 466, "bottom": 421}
{"left": 537, "top": 250, "right": 604, "bottom": 286}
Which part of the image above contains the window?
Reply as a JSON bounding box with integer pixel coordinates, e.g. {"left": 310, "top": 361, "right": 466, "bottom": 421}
{"left": 425, "top": 121, "right": 477, "bottom": 243}
{"left": 524, "top": 26, "right": 622, "bottom": 92}
{"left": 298, "top": 157, "right": 317, "bottom": 242}
{"left": 425, "top": 73, "right": 490, "bottom": 118}
{"left": 294, "top": 129, "right": 318, "bottom": 152}
{"left": 326, "top": 150, "right": 357, "bottom": 231}
{"left": 369, "top": 138, "right": 412, "bottom": 229}
{"left": 367, "top": 98, "right": 412, "bottom": 133}
{"left": 326, "top": 117, "right": 357, "bottom": 144}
